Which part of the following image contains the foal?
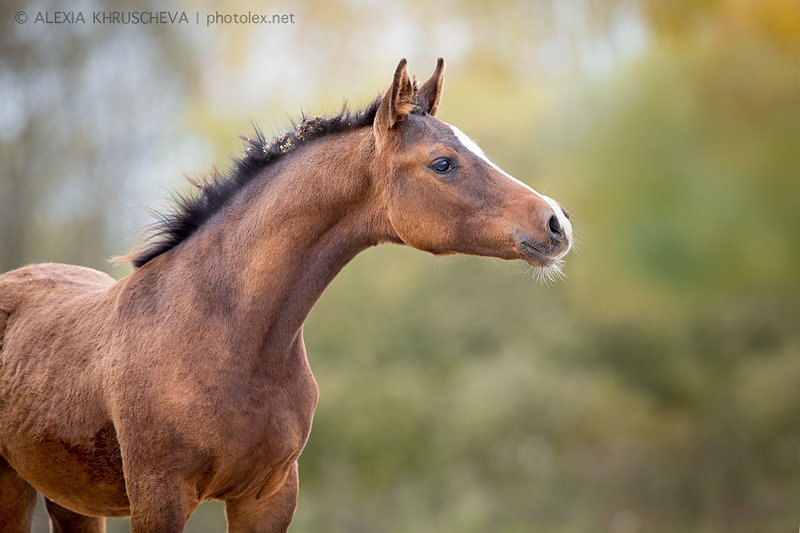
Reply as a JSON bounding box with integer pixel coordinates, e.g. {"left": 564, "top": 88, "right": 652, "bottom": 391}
{"left": 0, "top": 59, "right": 571, "bottom": 532}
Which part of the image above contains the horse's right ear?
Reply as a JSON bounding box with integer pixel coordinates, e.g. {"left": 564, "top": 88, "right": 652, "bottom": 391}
{"left": 416, "top": 58, "right": 445, "bottom": 116}
{"left": 374, "top": 58, "right": 415, "bottom": 149}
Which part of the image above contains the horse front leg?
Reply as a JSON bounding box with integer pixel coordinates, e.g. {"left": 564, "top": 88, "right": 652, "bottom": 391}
{"left": 224, "top": 461, "right": 299, "bottom": 533}
{"left": 0, "top": 457, "right": 37, "bottom": 533}
{"left": 125, "top": 470, "right": 199, "bottom": 533}
{"left": 45, "top": 498, "right": 105, "bottom": 533}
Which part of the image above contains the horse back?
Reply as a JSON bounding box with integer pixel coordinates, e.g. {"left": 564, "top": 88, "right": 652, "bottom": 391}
{"left": 1, "top": 261, "right": 115, "bottom": 357}
{"left": 2, "top": 261, "right": 109, "bottom": 330}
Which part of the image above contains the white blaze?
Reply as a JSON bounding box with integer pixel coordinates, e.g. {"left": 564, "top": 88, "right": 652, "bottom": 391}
{"left": 445, "top": 122, "right": 572, "bottom": 243}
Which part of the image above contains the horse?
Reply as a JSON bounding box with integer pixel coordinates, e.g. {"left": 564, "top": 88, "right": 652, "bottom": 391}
{"left": 0, "top": 58, "right": 572, "bottom": 532}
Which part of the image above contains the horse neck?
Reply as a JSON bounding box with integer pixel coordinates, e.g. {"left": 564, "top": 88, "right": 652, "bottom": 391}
{"left": 133, "top": 129, "right": 389, "bottom": 363}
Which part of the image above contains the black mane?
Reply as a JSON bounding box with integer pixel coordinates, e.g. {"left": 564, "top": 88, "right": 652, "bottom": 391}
{"left": 129, "top": 97, "right": 389, "bottom": 269}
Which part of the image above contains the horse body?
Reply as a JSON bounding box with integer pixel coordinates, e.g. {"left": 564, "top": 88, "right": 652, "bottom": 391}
{"left": 0, "top": 264, "right": 128, "bottom": 516}
{"left": 0, "top": 230, "right": 325, "bottom": 526}
{"left": 1, "top": 127, "right": 383, "bottom": 530}
{"left": 0, "top": 59, "right": 572, "bottom": 532}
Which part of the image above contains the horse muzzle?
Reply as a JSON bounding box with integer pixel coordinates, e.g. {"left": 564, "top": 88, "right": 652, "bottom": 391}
{"left": 514, "top": 204, "right": 572, "bottom": 268}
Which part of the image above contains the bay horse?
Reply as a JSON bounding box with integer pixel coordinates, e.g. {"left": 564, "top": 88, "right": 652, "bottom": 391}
{"left": 0, "top": 59, "right": 572, "bottom": 532}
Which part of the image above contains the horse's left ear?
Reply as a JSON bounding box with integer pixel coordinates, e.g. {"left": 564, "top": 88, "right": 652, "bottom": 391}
{"left": 374, "top": 59, "right": 416, "bottom": 148}
{"left": 416, "top": 57, "right": 445, "bottom": 116}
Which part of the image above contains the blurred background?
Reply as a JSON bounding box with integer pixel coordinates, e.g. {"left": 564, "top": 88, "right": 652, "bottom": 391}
{"left": 2, "top": 0, "right": 799, "bottom": 531}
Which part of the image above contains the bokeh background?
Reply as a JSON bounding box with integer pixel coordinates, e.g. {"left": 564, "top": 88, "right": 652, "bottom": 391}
{"left": 2, "top": 0, "right": 799, "bottom": 531}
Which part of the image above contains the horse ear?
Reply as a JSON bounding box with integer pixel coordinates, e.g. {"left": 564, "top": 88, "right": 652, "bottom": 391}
{"left": 416, "top": 57, "right": 445, "bottom": 116}
{"left": 374, "top": 58, "right": 415, "bottom": 147}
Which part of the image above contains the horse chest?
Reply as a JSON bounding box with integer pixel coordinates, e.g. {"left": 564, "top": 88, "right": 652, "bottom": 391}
{"left": 233, "top": 381, "right": 317, "bottom": 452}
{"left": 203, "top": 369, "right": 318, "bottom": 498}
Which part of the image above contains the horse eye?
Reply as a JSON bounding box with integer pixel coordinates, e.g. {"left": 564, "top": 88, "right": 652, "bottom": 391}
{"left": 430, "top": 158, "right": 453, "bottom": 174}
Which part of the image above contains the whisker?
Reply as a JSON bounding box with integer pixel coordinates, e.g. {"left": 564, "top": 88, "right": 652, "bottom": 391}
{"left": 532, "top": 259, "right": 566, "bottom": 286}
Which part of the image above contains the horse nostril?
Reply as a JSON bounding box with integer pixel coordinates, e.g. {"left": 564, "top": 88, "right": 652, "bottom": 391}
{"left": 547, "top": 214, "right": 564, "bottom": 240}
